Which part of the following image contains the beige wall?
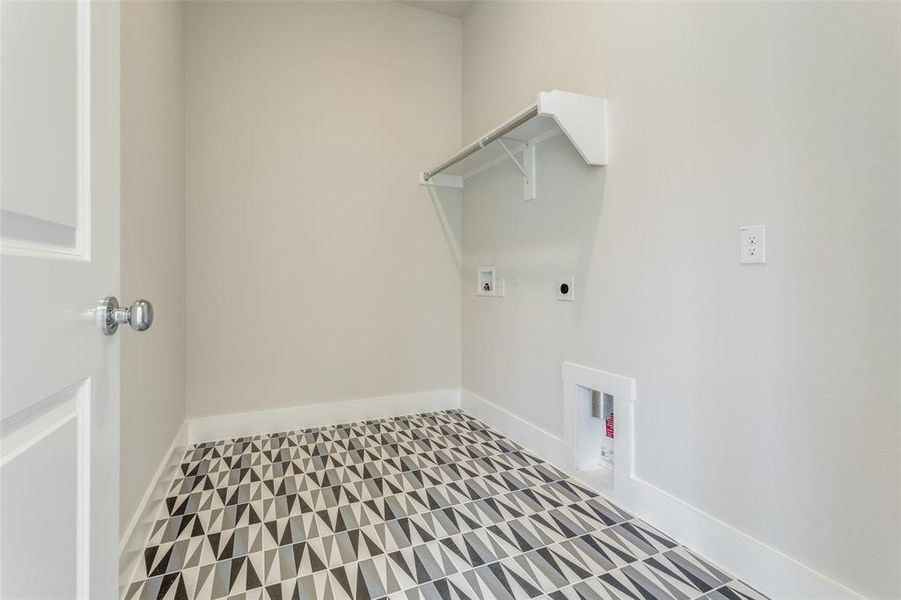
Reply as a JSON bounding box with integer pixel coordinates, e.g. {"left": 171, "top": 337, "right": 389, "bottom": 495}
{"left": 120, "top": 1, "right": 186, "bottom": 536}
{"left": 185, "top": 2, "right": 462, "bottom": 418}
{"left": 461, "top": 2, "right": 899, "bottom": 598}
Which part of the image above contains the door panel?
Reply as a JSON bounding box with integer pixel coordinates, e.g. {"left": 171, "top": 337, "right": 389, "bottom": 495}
{"left": 1, "top": 384, "right": 85, "bottom": 599}
{"left": 1, "top": 0, "right": 86, "bottom": 257}
{"left": 0, "top": 1, "right": 120, "bottom": 598}
{"left": 2, "top": 0, "right": 79, "bottom": 230}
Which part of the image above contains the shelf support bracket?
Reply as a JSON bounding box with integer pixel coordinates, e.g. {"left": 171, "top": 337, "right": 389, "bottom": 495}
{"left": 522, "top": 140, "right": 536, "bottom": 202}
{"left": 498, "top": 138, "right": 537, "bottom": 202}
{"left": 419, "top": 172, "right": 463, "bottom": 189}
{"left": 497, "top": 139, "right": 528, "bottom": 178}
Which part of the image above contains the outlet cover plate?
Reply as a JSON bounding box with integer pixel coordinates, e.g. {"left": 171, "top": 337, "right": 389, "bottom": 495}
{"left": 740, "top": 225, "right": 766, "bottom": 264}
{"left": 557, "top": 276, "right": 575, "bottom": 301}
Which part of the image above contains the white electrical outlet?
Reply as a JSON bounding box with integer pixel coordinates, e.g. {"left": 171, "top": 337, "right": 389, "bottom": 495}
{"left": 740, "top": 225, "right": 766, "bottom": 264}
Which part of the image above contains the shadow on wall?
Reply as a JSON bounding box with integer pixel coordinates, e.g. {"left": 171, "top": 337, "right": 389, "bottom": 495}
{"left": 427, "top": 185, "right": 462, "bottom": 270}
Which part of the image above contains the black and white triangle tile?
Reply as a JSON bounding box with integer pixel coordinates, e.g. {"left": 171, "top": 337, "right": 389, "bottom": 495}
{"left": 125, "top": 410, "right": 768, "bottom": 600}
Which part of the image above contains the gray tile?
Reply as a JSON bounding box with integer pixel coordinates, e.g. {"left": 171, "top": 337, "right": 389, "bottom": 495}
{"left": 703, "top": 579, "right": 770, "bottom": 600}
{"left": 129, "top": 410, "right": 768, "bottom": 600}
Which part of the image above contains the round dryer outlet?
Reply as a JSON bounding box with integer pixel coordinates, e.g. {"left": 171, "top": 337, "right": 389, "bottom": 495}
{"left": 557, "top": 276, "right": 574, "bottom": 301}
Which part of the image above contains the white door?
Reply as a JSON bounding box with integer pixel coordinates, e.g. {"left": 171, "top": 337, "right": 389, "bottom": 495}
{"left": 1, "top": 1, "right": 121, "bottom": 598}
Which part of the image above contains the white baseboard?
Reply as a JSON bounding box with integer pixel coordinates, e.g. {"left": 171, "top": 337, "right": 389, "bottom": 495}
{"left": 612, "top": 475, "right": 863, "bottom": 599}
{"left": 187, "top": 388, "right": 461, "bottom": 444}
{"left": 461, "top": 387, "right": 861, "bottom": 600}
{"left": 461, "top": 389, "right": 574, "bottom": 469}
{"left": 118, "top": 421, "right": 189, "bottom": 598}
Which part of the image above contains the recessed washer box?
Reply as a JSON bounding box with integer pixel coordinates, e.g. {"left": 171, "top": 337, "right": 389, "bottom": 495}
{"left": 477, "top": 266, "right": 496, "bottom": 297}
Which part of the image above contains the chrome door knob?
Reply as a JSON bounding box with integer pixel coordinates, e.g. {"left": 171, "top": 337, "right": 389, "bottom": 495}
{"left": 99, "top": 296, "right": 153, "bottom": 335}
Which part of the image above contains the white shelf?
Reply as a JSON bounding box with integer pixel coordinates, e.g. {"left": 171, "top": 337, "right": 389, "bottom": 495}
{"left": 420, "top": 90, "right": 607, "bottom": 199}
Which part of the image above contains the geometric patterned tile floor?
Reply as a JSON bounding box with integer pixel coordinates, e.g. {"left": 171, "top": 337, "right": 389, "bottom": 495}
{"left": 125, "top": 410, "right": 770, "bottom": 600}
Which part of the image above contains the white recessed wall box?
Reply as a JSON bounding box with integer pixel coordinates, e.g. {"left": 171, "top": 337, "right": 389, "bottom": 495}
{"left": 476, "top": 266, "right": 496, "bottom": 297}
{"left": 419, "top": 90, "right": 607, "bottom": 201}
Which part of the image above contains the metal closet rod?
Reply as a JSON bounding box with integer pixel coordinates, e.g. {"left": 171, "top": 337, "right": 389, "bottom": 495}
{"left": 423, "top": 105, "right": 539, "bottom": 181}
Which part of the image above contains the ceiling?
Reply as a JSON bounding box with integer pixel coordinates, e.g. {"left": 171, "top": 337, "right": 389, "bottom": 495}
{"left": 398, "top": 1, "right": 475, "bottom": 19}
